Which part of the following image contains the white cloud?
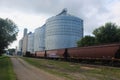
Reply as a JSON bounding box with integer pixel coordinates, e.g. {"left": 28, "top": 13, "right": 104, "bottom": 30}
{"left": 0, "top": 11, "right": 49, "bottom": 48}
{"left": 106, "top": 0, "right": 120, "bottom": 26}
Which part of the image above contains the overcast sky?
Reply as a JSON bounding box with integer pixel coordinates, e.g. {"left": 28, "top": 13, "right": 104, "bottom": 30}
{"left": 0, "top": 0, "right": 120, "bottom": 48}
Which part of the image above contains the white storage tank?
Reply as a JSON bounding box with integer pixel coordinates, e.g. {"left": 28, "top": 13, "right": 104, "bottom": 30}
{"left": 27, "top": 32, "right": 34, "bottom": 53}
{"left": 45, "top": 9, "right": 83, "bottom": 50}
{"left": 34, "top": 25, "right": 45, "bottom": 52}
{"left": 18, "top": 39, "right": 23, "bottom": 52}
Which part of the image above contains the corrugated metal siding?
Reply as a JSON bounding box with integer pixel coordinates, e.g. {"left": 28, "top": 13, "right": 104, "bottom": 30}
{"left": 34, "top": 25, "right": 45, "bottom": 52}
{"left": 45, "top": 15, "right": 83, "bottom": 50}
{"left": 27, "top": 33, "right": 34, "bottom": 53}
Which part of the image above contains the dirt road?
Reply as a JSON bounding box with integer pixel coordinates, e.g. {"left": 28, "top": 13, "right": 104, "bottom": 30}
{"left": 10, "top": 57, "right": 65, "bottom": 80}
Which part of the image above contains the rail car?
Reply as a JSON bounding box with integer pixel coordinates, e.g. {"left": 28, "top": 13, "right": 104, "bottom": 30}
{"left": 46, "top": 49, "right": 65, "bottom": 59}
{"left": 68, "top": 44, "right": 120, "bottom": 59}
{"left": 33, "top": 43, "right": 120, "bottom": 65}
{"left": 35, "top": 51, "right": 45, "bottom": 58}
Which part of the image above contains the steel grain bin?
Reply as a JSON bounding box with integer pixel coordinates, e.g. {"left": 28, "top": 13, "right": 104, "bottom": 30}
{"left": 45, "top": 9, "right": 83, "bottom": 50}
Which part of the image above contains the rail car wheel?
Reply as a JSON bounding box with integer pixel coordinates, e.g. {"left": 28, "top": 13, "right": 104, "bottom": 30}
{"left": 115, "top": 49, "right": 120, "bottom": 59}
{"left": 63, "top": 48, "right": 70, "bottom": 61}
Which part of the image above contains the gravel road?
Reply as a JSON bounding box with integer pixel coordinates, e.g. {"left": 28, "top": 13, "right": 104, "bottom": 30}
{"left": 10, "top": 57, "right": 65, "bottom": 80}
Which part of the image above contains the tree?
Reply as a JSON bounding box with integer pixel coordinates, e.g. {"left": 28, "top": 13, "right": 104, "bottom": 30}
{"left": 93, "top": 22, "right": 120, "bottom": 44}
{"left": 0, "top": 18, "right": 18, "bottom": 55}
{"left": 77, "top": 36, "right": 96, "bottom": 47}
{"left": 116, "top": 28, "right": 120, "bottom": 42}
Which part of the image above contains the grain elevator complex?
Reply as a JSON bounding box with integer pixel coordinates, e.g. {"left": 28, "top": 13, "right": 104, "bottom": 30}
{"left": 18, "top": 9, "right": 83, "bottom": 55}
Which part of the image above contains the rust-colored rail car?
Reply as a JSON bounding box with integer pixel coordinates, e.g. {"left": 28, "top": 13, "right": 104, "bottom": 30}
{"left": 46, "top": 49, "right": 65, "bottom": 58}
{"left": 35, "top": 51, "right": 45, "bottom": 57}
{"left": 68, "top": 44, "right": 120, "bottom": 59}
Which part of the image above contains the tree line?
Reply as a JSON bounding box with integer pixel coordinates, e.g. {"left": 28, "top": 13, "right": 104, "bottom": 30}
{"left": 77, "top": 22, "right": 120, "bottom": 47}
{"left": 0, "top": 18, "right": 18, "bottom": 56}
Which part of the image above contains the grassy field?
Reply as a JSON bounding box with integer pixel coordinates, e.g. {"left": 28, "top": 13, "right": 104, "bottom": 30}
{"left": 22, "top": 57, "right": 120, "bottom": 80}
{"left": 0, "top": 56, "right": 16, "bottom": 80}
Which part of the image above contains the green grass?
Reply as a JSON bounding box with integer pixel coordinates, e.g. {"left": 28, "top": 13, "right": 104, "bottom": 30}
{"left": 22, "top": 57, "right": 120, "bottom": 80}
{"left": 0, "top": 56, "right": 16, "bottom": 80}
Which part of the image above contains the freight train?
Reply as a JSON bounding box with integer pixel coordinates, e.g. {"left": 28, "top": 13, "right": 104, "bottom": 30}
{"left": 29, "top": 43, "right": 120, "bottom": 65}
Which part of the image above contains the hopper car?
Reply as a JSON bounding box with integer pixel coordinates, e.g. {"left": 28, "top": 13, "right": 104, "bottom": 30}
{"left": 33, "top": 44, "right": 120, "bottom": 65}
